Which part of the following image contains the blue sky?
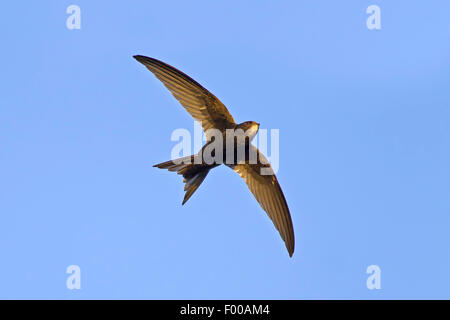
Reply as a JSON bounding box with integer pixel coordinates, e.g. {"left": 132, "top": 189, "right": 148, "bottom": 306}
{"left": 1, "top": 1, "right": 449, "bottom": 299}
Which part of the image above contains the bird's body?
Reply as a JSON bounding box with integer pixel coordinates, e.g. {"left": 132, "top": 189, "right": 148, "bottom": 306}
{"left": 134, "top": 55, "right": 295, "bottom": 257}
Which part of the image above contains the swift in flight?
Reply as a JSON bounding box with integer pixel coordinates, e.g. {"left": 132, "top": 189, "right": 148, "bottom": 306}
{"left": 134, "top": 55, "right": 295, "bottom": 257}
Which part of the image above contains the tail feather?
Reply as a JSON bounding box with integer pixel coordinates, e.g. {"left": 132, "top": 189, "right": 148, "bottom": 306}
{"left": 153, "top": 155, "right": 193, "bottom": 171}
{"left": 154, "top": 156, "right": 213, "bottom": 205}
{"left": 182, "top": 169, "right": 209, "bottom": 205}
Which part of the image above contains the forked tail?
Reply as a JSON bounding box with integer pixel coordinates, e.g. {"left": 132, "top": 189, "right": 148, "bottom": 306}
{"left": 153, "top": 155, "right": 214, "bottom": 205}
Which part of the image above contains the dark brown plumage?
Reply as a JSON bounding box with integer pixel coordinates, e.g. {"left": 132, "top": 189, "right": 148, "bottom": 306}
{"left": 134, "top": 55, "right": 295, "bottom": 257}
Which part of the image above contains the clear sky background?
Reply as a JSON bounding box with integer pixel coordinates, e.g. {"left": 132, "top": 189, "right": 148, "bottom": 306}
{"left": 1, "top": 1, "right": 449, "bottom": 299}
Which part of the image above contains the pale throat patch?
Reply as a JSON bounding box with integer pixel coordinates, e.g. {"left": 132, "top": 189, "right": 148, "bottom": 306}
{"left": 246, "top": 124, "right": 259, "bottom": 141}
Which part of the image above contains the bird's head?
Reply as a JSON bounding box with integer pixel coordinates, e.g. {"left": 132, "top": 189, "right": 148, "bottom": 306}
{"left": 236, "top": 121, "right": 260, "bottom": 142}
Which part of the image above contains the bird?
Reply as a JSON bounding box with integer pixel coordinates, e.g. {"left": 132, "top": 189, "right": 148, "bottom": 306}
{"left": 133, "top": 55, "right": 295, "bottom": 257}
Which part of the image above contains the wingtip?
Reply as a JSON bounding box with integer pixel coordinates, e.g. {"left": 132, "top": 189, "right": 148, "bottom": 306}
{"left": 133, "top": 55, "right": 147, "bottom": 63}
{"left": 287, "top": 244, "right": 295, "bottom": 258}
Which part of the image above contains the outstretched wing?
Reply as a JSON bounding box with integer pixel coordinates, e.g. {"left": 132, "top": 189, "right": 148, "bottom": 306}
{"left": 231, "top": 145, "right": 295, "bottom": 257}
{"left": 134, "top": 55, "right": 236, "bottom": 139}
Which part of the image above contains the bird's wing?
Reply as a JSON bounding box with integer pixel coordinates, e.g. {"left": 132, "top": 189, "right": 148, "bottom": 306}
{"left": 231, "top": 144, "right": 295, "bottom": 257}
{"left": 134, "top": 55, "right": 236, "bottom": 140}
